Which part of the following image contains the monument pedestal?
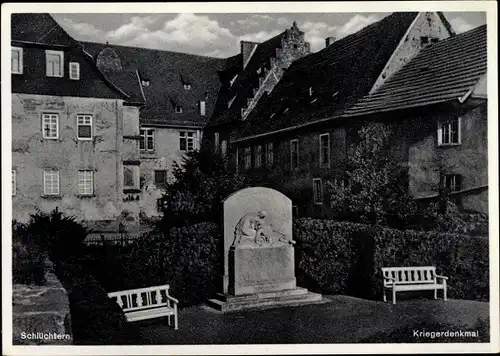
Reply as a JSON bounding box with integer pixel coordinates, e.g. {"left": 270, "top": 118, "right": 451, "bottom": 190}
{"left": 208, "top": 243, "right": 323, "bottom": 312}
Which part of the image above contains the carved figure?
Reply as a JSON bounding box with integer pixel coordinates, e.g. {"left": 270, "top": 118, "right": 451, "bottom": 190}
{"left": 233, "top": 211, "right": 296, "bottom": 246}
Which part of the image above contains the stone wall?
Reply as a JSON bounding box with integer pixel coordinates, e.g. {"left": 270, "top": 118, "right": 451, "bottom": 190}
{"left": 12, "top": 262, "right": 72, "bottom": 345}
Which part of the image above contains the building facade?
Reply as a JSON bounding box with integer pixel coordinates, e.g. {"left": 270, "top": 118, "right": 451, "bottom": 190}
{"left": 11, "top": 14, "right": 143, "bottom": 227}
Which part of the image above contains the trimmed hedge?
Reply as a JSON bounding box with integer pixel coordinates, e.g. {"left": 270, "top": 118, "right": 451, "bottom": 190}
{"left": 294, "top": 218, "right": 489, "bottom": 301}
{"left": 55, "top": 260, "right": 141, "bottom": 345}
{"left": 81, "top": 222, "right": 221, "bottom": 308}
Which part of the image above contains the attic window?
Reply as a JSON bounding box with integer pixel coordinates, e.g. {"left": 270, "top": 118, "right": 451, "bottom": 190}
{"left": 184, "top": 83, "right": 191, "bottom": 90}
{"left": 175, "top": 106, "right": 183, "bottom": 113}
{"left": 420, "top": 36, "right": 439, "bottom": 47}
{"left": 230, "top": 74, "right": 238, "bottom": 86}
{"left": 141, "top": 80, "right": 150, "bottom": 87}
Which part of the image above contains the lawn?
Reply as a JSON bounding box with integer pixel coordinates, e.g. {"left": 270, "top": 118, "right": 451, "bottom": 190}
{"left": 134, "top": 295, "right": 489, "bottom": 344}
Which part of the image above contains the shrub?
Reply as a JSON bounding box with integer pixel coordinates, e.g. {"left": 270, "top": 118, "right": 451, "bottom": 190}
{"left": 12, "top": 221, "right": 46, "bottom": 285}
{"left": 81, "top": 222, "right": 222, "bottom": 308}
{"left": 294, "top": 218, "right": 489, "bottom": 301}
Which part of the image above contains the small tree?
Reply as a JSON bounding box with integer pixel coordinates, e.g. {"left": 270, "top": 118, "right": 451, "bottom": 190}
{"left": 327, "top": 122, "right": 417, "bottom": 226}
{"left": 160, "top": 150, "right": 250, "bottom": 229}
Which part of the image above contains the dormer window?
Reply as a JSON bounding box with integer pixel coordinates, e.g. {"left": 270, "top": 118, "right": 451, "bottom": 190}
{"left": 184, "top": 83, "right": 191, "bottom": 90}
{"left": 420, "top": 36, "right": 439, "bottom": 47}
{"left": 69, "top": 62, "right": 80, "bottom": 80}
{"left": 141, "top": 80, "right": 150, "bottom": 87}
{"left": 11, "top": 47, "right": 23, "bottom": 74}
{"left": 45, "top": 50, "right": 64, "bottom": 77}
{"left": 175, "top": 106, "right": 183, "bottom": 113}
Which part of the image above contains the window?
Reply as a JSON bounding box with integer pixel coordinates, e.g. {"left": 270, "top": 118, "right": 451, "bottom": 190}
{"left": 77, "top": 114, "right": 92, "bottom": 140}
{"left": 266, "top": 142, "right": 274, "bottom": 167}
{"left": 12, "top": 47, "right": 23, "bottom": 74}
{"left": 12, "top": 170, "right": 16, "bottom": 196}
{"left": 123, "top": 165, "right": 139, "bottom": 189}
{"left": 179, "top": 131, "right": 196, "bottom": 152}
{"left": 175, "top": 106, "right": 183, "bottom": 113}
{"left": 184, "top": 83, "right": 191, "bottom": 90}
{"left": 141, "top": 80, "right": 150, "bottom": 87}
{"left": 78, "top": 170, "right": 93, "bottom": 195}
{"left": 255, "top": 145, "right": 263, "bottom": 168}
{"left": 140, "top": 129, "right": 155, "bottom": 151}
{"left": 313, "top": 178, "right": 323, "bottom": 204}
{"left": 319, "top": 133, "right": 330, "bottom": 167}
{"left": 438, "top": 117, "right": 461, "bottom": 145}
{"left": 221, "top": 140, "right": 228, "bottom": 158}
{"left": 199, "top": 100, "right": 206, "bottom": 116}
{"left": 43, "top": 170, "right": 60, "bottom": 195}
{"left": 244, "top": 147, "right": 252, "bottom": 170}
{"left": 42, "top": 113, "right": 59, "bottom": 139}
{"left": 443, "top": 174, "right": 462, "bottom": 205}
{"left": 214, "top": 132, "right": 220, "bottom": 152}
{"left": 290, "top": 139, "right": 299, "bottom": 169}
{"left": 69, "top": 62, "right": 80, "bottom": 80}
{"left": 156, "top": 198, "right": 165, "bottom": 212}
{"left": 154, "top": 170, "right": 168, "bottom": 185}
{"left": 45, "top": 50, "right": 64, "bottom": 77}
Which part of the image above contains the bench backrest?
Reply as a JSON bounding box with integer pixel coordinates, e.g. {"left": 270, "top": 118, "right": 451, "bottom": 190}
{"left": 108, "top": 284, "right": 172, "bottom": 312}
{"left": 381, "top": 266, "right": 436, "bottom": 286}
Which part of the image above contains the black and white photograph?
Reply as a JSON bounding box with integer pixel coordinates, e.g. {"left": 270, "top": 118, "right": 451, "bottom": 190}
{"left": 2, "top": 1, "right": 498, "bottom": 355}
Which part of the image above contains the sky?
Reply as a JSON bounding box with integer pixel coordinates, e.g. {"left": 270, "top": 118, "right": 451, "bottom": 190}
{"left": 51, "top": 12, "right": 486, "bottom": 58}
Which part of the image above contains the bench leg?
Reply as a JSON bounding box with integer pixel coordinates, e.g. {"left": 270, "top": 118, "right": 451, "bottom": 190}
{"left": 443, "top": 282, "right": 447, "bottom": 301}
{"left": 392, "top": 289, "right": 396, "bottom": 305}
{"left": 383, "top": 290, "right": 387, "bottom": 303}
{"left": 174, "top": 304, "right": 178, "bottom": 330}
{"left": 167, "top": 315, "right": 171, "bottom": 326}
{"left": 434, "top": 288, "right": 437, "bottom": 300}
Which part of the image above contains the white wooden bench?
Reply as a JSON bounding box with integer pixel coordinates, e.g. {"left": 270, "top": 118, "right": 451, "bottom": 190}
{"left": 381, "top": 266, "right": 448, "bottom": 305}
{"left": 108, "top": 284, "right": 179, "bottom": 329}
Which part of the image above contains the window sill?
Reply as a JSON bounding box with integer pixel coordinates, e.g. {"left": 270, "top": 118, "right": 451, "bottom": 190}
{"left": 437, "top": 143, "right": 462, "bottom": 148}
{"left": 77, "top": 138, "right": 93, "bottom": 141}
{"left": 123, "top": 189, "right": 141, "bottom": 194}
{"left": 77, "top": 194, "right": 95, "bottom": 198}
{"left": 125, "top": 135, "right": 143, "bottom": 140}
{"left": 41, "top": 195, "right": 62, "bottom": 200}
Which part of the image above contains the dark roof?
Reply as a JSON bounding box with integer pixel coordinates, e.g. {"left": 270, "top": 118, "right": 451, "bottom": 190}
{"left": 82, "top": 42, "right": 229, "bottom": 127}
{"left": 12, "top": 13, "right": 78, "bottom": 46}
{"left": 343, "top": 25, "right": 487, "bottom": 117}
{"left": 234, "top": 12, "right": 419, "bottom": 140}
{"left": 207, "top": 30, "right": 289, "bottom": 128}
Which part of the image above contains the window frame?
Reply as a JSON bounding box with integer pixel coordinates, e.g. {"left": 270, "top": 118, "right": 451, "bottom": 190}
{"left": 45, "top": 50, "right": 64, "bottom": 78}
{"left": 77, "top": 170, "right": 94, "bottom": 195}
{"left": 266, "top": 142, "right": 274, "bottom": 167}
{"left": 290, "top": 139, "right": 299, "bottom": 170}
{"left": 312, "top": 178, "right": 323, "bottom": 204}
{"left": 437, "top": 117, "right": 462, "bottom": 146}
{"left": 244, "top": 147, "right": 252, "bottom": 170}
{"left": 42, "top": 113, "right": 59, "bottom": 139}
{"left": 255, "top": 145, "right": 263, "bottom": 168}
{"left": 154, "top": 169, "right": 168, "bottom": 185}
{"left": 77, "top": 114, "right": 93, "bottom": 140}
{"left": 140, "top": 128, "right": 155, "bottom": 152}
{"left": 123, "top": 165, "right": 139, "bottom": 190}
{"left": 179, "top": 131, "right": 196, "bottom": 152}
{"left": 69, "top": 62, "right": 80, "bottom": 80}
{"left": 319, "top": 133, "right": 330, "bottom": 168}
{"left": 11, "top": 47, "right": 23, "bottom": 74}
{"left": 43, "top": 169, "right": 60, "bottom": 196}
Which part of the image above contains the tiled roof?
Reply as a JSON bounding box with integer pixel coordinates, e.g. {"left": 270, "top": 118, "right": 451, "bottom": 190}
{"left": 234, "top": 12, "right": 419, "bottom": 140}
{"left": 207, "top": 30, "right": 288, "bottom": 128}
{"left": 82, "top": 42, "right": 229, "bottom": 127}
{"left": 343, "top": 25, "right": 487, "bottom": 117}
{"left": 12, "top": 13, "right": 78, "bottom": 46}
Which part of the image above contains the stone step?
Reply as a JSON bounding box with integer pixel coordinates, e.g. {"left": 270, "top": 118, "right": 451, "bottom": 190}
{"left": 206, "top": 291, "right": 323, "bottom": 312}
{"left": 214, "top": 287, "right": 309, "bottom": 303}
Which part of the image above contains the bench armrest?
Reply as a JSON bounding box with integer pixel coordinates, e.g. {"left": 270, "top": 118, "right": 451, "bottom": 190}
{"left": 166, "top": 294, "right": 179, "bottom": 304}
{"left": 436, "top": 274, "right": 448, "bottom": 280}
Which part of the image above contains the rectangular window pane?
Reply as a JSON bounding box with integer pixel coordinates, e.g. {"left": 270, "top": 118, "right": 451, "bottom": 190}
{"left": 43, "top": 170, "right": 60, "bottom": 195}
{"left": 70, "top": 62, "right": 80, "bottom": 80}
{"left": 244, "top": 147, "right": 251, "bottom": 169}
{"left": 320, "top": 134, "right": 330, "bottom": 166}
{"left": 42, "top": 114, "right": 59, "bottom": 139}
{"left": 266, "top": 143, "right": 274, "bottom": 167}
{"left": 123, "top": 166, "right": 138, "bottom": 188}
{"left": 179, "top": 131, "right": 187, "bottom": 151}
{"left": 78, "top": 170, "right": 93, "bottom": 195}
{"left": 255, "top": 145, "right": 262, "bottom": 168}
{"left": 12, "top": 48, "right": 22, "bottom": 73}
{"left": 313, "top": 178, "right": 323, "bottom": 203}
{"left": 154, "top": 170, "right": 167, "bottom": 184}
{"left": 77, "top": 115, "right": 92, "bottom": 139}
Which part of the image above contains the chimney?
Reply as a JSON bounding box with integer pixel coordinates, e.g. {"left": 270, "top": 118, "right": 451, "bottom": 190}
{"left": 199, "top": 100, "right": 206, "bottom": 116}
{"left": 241, "top": 41, "right": 259, "bottom": 69}
{"left": 325, "top": 36, "right": 336, "bottom": 47}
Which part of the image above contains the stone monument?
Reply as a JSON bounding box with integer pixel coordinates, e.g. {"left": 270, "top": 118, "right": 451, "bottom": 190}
{"left": 207, "top": 187, "right": 322, "bottom": 312}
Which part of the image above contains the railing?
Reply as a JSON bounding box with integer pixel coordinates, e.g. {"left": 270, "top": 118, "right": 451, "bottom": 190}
{"left": 83, "top": 232, "right": 144, "bottom": 246}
